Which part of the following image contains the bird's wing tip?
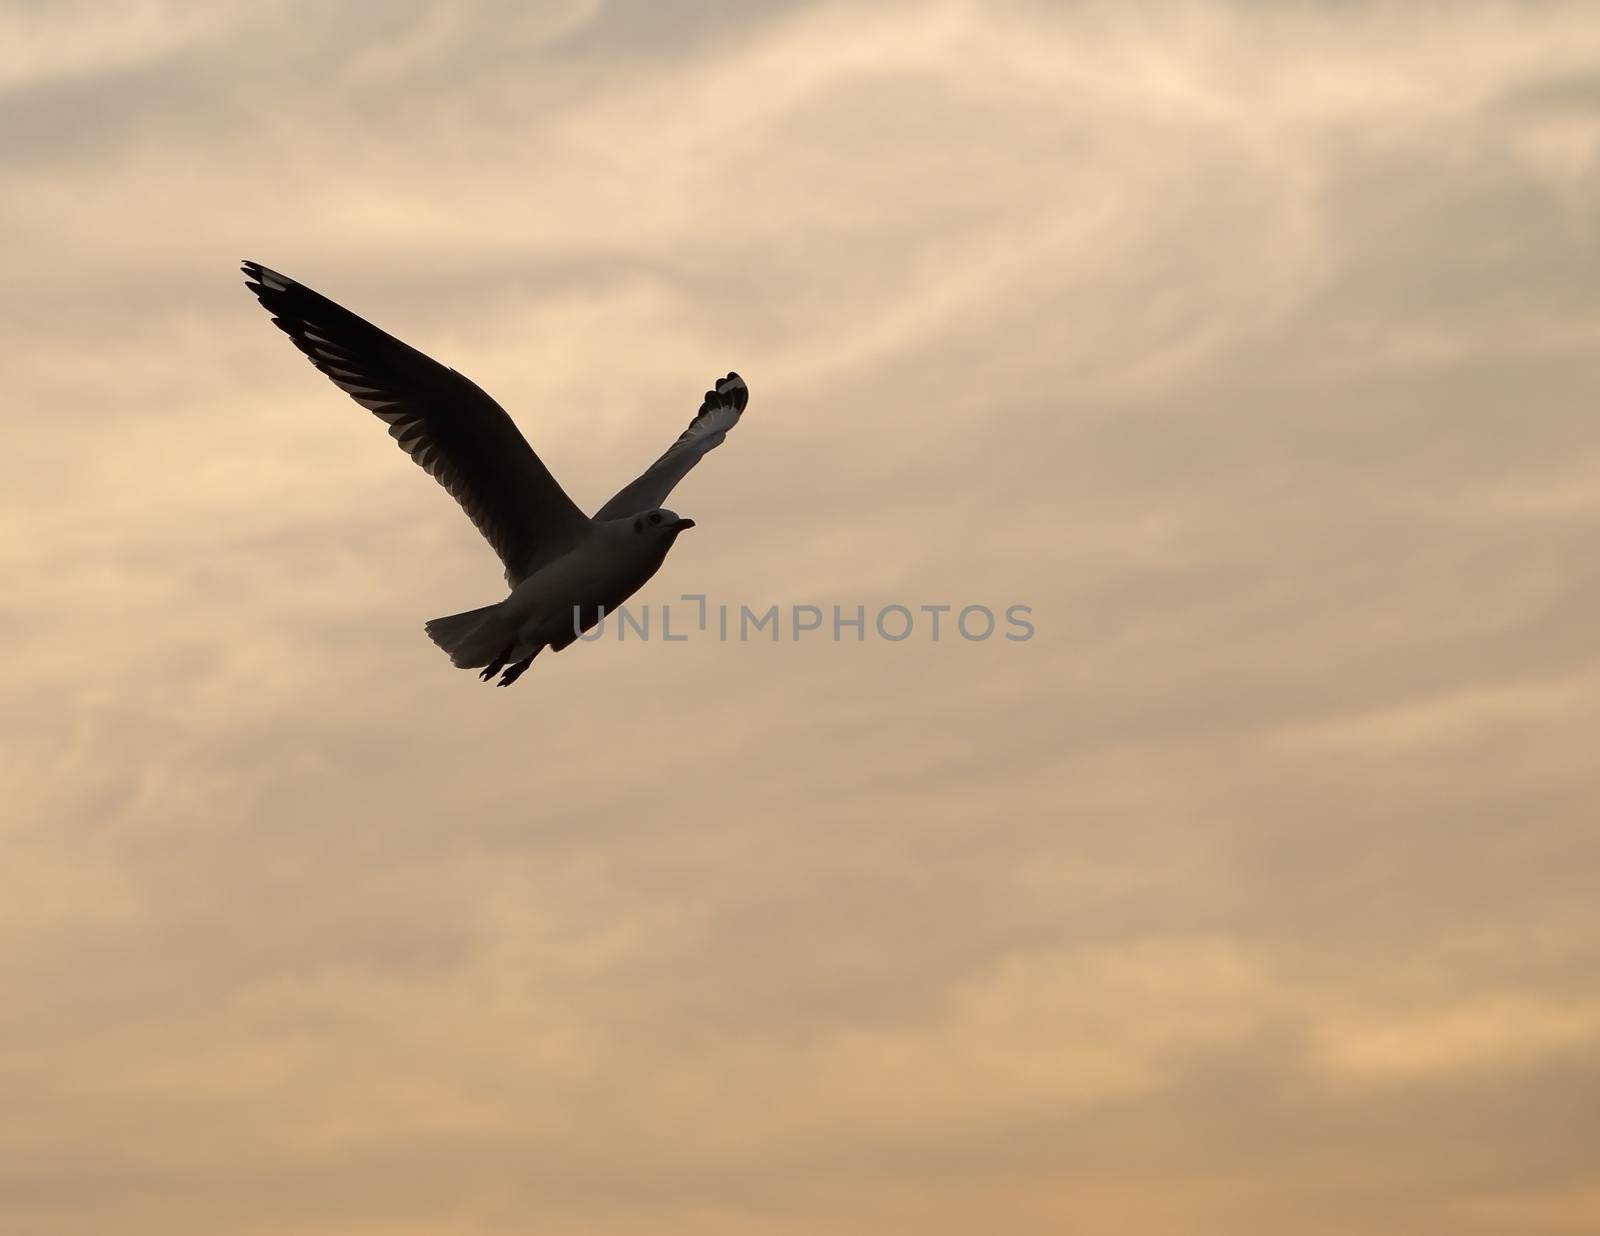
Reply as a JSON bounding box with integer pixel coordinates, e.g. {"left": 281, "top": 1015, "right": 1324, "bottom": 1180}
{"left": 241, "top": 260, "right": 291, "bottom": 293}
{"left": 715, "top": 371, "right": 749, "bottom": 412}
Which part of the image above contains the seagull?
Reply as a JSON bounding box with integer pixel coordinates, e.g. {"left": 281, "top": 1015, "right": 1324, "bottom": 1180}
{"left": 242, "top": 261, "right": 749, "bottom": 687}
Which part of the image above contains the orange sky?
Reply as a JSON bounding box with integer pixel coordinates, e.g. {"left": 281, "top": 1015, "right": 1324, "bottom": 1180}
{"left": 4, "top": 2, "right": 1599, "bottom": 1233}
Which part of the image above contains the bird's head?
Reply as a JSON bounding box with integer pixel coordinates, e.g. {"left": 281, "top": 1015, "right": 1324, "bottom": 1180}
{"left": 631, "top": 508, "right": 696, "bottom": 540}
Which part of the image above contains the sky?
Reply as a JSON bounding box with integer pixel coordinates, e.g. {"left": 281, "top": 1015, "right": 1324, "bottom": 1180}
{"left": 3, "top": 1, "right": 1599, "bottom": 1232}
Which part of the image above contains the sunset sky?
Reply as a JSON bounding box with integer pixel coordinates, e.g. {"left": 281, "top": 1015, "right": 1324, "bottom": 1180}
{"left": 4, "top": 2, "right": 1599, "bottom": 1233}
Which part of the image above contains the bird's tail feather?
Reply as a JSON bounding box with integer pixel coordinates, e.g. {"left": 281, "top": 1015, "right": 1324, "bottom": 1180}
{"left": 424, "top": 603, "right": 508, "bottom": 668}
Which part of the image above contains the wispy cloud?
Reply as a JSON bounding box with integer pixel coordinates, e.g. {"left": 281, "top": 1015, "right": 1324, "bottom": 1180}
{"left": 3, "top": 1, "right": 1599, "bottom": 1233}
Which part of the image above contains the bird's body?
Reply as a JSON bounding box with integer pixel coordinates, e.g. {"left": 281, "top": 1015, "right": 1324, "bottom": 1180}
{"left": 241, "top": 261, "right": 748, "bottom": 686}
{"left": 426, "top": 511, "right": 692, "bottom": 684}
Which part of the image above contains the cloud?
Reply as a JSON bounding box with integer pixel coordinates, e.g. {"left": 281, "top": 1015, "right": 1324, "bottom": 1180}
{"left": 3, "top": 1, "right": 1600, "bottom": 1233}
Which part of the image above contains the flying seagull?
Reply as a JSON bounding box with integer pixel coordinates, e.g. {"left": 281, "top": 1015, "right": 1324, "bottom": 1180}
{"left": 242, "top": 261, "right": 749, "bottom": 687}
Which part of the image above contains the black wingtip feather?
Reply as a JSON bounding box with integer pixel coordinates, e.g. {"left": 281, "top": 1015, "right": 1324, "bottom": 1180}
{"left": 701, "top": 372, "right": 749, "bottom": 415}
{"left": 241, "top": 260, "right": 297, "bottom": 302}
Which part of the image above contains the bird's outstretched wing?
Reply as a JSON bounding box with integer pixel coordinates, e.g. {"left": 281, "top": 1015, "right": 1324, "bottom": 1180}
{"left": 242, "top": 261, "right": 589, "bottom": 585}
{"left": 594, "top": 373, "right": 749, "bottom": 521}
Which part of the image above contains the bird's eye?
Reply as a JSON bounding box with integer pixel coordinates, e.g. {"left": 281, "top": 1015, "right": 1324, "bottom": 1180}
{"left": 649, "top": 513, "right": 662, "bottom": 525}
{"left": 633, "top": 517, "right": 644, "bottom": 533}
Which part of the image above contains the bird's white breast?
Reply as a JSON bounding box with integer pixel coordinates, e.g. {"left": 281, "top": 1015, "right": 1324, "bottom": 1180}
{"left": 502, "top": 524, "right": 668, "bottom": 645}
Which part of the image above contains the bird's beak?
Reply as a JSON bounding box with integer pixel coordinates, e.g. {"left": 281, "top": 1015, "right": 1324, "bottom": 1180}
{"left": 672, "top": 518, "right": 696, "bottom": 531}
